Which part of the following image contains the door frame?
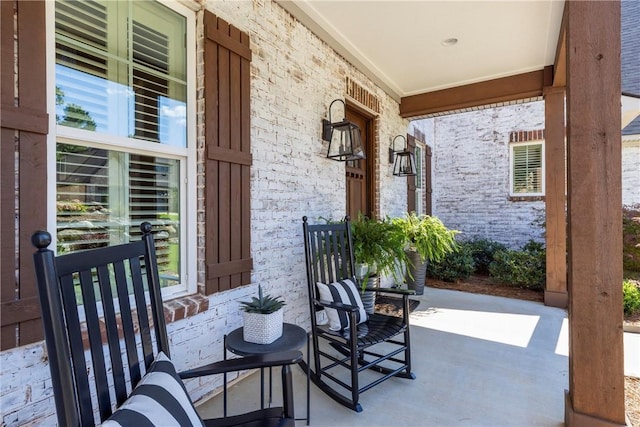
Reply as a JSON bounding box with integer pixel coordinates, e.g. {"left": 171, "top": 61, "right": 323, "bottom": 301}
{"left": 346, "top": 100, "right": 378, "bottom": 218}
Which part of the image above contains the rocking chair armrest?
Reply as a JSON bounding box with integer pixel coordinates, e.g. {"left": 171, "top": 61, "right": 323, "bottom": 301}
{"left": 363, "top": 286, "right": 416, "bottom": 296}
{"left": 315, "top": 298, "right": 360, "bottom": 312}
{"left": 178, "top": 350, "right": 303, "bottom": 379}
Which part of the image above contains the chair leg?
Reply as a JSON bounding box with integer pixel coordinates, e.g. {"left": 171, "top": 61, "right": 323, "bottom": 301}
{"left": 402, "top": 295, "right": 416, "bottom": 379}
{"left": 281, "top": 364, "right": 295, "bottom": 420}
{"left": 298, "top": 359, "right": 363, "bottom": 412}
{"left": 349, "top": 318, "right": 359, "bottom": 411}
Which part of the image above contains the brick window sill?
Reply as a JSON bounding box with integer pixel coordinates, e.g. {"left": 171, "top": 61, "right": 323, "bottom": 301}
{"left": 163, "top": 293, "right": 209, "bottom": 323}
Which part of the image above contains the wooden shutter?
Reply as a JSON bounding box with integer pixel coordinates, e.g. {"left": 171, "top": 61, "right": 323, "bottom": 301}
{"left": 1, "top": 0, "right": 48, "bottom": 350}
{"left": 406, "top": 134, "right": 417, "bottom": 213}
{"left": 425, "top": 145, "right": 432, "bottom": 215}
{"left": 203, "top": 11, "right": 252, "bottom": 294}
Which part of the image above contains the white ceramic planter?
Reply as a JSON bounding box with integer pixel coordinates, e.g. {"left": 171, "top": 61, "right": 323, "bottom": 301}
{"left": 243, "top": 309, "right": 283, "bottom": 344}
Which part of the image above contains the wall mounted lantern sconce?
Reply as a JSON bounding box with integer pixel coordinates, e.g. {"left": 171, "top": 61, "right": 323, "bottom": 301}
{"left": 322, "top": 99, "right": 365, "bottom": 161}
{"left": 389, "top": 135, "right": 417, "bottom": 177}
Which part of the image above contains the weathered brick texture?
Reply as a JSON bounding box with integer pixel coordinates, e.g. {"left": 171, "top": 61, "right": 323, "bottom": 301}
{"left": 1, "top": 0, "right": 410, "bottom": 424}
{"left": 411, "top": 102, "right": 546, "bottom": 249}
{"left": 412, "top": 101, "right": 640, "bottom": 247}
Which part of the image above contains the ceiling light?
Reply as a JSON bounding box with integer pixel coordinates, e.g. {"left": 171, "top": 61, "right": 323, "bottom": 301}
{"left": 441, "top": 38, "right": 458, "bottom": 47}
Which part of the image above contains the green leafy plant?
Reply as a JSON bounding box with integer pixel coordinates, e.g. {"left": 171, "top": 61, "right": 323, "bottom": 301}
{"left": 427, "top": 241, "right": 475, "bottom": 282}
{"left": 350, "top": 213, "right": 408, "bottom": 286}
{"left": 391, "top": 212, "right": 458, "bottom": 263}
{"left": 466, "top": 238, "right": 507, "bottom": 275}
{"left": 488, "top": 240, "right": 546, "bottom": 291}
{"left": 239, "top": 285, "right": 286, "bottom": 314}
{"left": 623, "top": 279, "right": 640, "bottom": 316}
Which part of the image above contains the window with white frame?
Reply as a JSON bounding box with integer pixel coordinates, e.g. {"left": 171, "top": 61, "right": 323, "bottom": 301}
{"left": 510, "top": 141, "right": 544, "bottom": 196}
{"left": 53, "top": 0, "right": 195, "bottom": 296}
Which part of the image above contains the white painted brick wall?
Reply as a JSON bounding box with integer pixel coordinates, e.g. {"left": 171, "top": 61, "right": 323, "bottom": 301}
{"left": 1, "top": 0, "right": 411, "bottom": 424}
{"left": 411, "top": 102, "right": 546, "bottom": 249}
{"left": 204, "top": 0, "right": 409, "bottom": 322}
{"left": 411, "top": 102, "right": 640, "bottom": 248}
{"left": 622, "top": 138, "right": 640, "bottom": 207}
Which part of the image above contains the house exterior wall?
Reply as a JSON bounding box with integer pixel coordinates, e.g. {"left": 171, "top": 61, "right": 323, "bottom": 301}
{"left": 0, "top": 1, "right": 410, "bottom": 425}
{"left": 411, "top": 101, "right": 640, "bottom": 250}
{"left": 622, "top": 137, "right": 640, "bottom": 207}
{"left": 411, "top": 102, "right": 547, "bottom": 249}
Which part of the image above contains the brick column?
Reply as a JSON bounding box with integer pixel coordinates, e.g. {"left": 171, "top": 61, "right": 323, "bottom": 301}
{"left": 543, "top": 86, "right": 568, "bottom": 308}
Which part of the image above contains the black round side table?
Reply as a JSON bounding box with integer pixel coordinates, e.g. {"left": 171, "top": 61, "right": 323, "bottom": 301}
{"left": 224, "top": 323, "right": 310, "bottom": 425}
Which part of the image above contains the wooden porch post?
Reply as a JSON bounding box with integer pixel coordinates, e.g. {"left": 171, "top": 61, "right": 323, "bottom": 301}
{"left": 543, "top": 86, "right": 568, "bottom": 308}
{"left": 565, "top": 1, "right": 626, "bottom": 426}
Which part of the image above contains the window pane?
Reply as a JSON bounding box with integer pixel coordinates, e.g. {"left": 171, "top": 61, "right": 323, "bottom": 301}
{"left": 56, "top": 143, "right": 181, "bottom": 288}
{"left": 512, "top": 144, "right": 543, "bottom": 194}
{"left": 55, "top": 0, "right": 187, "bottom": 147}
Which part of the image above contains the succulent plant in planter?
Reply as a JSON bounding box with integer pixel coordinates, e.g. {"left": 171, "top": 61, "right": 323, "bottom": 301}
{"left": 239, "top": 285, "right": 286, "bottom": 344}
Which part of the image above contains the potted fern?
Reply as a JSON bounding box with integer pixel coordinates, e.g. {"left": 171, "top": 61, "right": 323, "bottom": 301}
{"left": 350, "top": 214, "right": 409, "bottom": 312}
{"left": 239, "top": 285, "right": 286, "bottom": 344}
{"left": 351, "top": 214, "right": 408, "bottom": 283}
{"left": 392, "top": 213, "right": 458, "bottom": 295}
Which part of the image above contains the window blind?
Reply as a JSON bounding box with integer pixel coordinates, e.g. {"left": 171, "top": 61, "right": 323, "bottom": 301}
{"left": 55, "top": 0, "right": 186, "bottom": 145}
{"left": 133, "top": 20, "right": 169, "bottom": 142}
{"left": 54, "top": 0, "right": 189, "bottom": 293}
{"left": 512, "top": 143, "right": 543, "bottom": 194}
{"left": 55, "top": 0, "right": 110, "bottom": 132}
{"left": 56, "top": 146, "right": 180, "bottom": 286}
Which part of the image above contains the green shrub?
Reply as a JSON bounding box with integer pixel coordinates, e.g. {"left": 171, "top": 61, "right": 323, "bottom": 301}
{"left": 623, "top": 279, "right": 640, "bottom": 315}
{"left": 466, "top": 238, "right": 508, "bottom": 274}
{"left": 427, "top": 242, "right": 475, "bottom": 282}
{"left": 522, "top": 240, "right": 545, "bottom": 254}
{"left": 488, "top": 240, "right": 546, "bottom": 291}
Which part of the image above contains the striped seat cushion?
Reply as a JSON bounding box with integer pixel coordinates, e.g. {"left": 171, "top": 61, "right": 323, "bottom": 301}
{"left": 102, "top": 352, "right": 204, "bottom": 427}
{"left": 316, "top": 278, "right": 367, "bottom": 331}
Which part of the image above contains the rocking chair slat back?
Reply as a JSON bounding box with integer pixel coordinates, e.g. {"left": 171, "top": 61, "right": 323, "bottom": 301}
{"left": 34, "top": 222, "right": 302, "bottom": 427}
{"left": 32, "top": 222, "right": 169, "bottom": 424}
{"left": 304, "top": 220, "right": 355, "bottom": 290}
{"left": 301, "top": 216, "right": 416, "bottom": 412}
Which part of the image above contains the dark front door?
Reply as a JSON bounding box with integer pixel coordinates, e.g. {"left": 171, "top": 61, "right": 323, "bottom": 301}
{"left": 345, "top": 108, "right": 372, "bottom": 218}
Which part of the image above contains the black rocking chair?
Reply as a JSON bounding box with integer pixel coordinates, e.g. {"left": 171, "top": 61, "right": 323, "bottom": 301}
{"left": 301, "top": 216, "right": 415, "bottom": 412}
{"left": 32, "top": 222, "right": 301, "bottom": 427}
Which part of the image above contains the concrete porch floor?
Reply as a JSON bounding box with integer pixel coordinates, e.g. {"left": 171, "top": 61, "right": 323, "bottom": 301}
{"left": 197, "top": 287, "right": 639, "bottom": 427}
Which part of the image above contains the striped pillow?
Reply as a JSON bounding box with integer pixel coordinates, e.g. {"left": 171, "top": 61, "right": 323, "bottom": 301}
{"left": 102, "top": 352, "right": 204, "bottom": 427}
{"left": 316, "top": 278, "right": 367, "bottom": 331}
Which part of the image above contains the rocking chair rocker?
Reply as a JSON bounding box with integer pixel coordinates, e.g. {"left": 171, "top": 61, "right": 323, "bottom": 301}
{"left": 301, "top": 216, "right": 415, "bottom": 412}
{"left": 32, "top": 222, "right": 301, "bottom": 427}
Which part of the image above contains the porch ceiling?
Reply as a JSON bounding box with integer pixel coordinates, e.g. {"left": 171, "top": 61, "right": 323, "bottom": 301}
{"left": 277, "top": 0, "right": 565, "bottom": 106}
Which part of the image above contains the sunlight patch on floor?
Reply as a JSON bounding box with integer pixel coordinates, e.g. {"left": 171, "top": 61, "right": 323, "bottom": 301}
{"left": 555, "top": 318, "right": 569, "bottom": 356}
{"left": 411, "top": 308, "right": 540, "bottom": 347}
{"left": 625, "top": 332, "right": 640, "bottom": 377}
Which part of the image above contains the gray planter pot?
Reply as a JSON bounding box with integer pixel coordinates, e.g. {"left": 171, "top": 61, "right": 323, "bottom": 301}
{"left": 405, "top": 250, "right": 427, "bottom": 295}
{"left": 359, "top": 275, "right": 379, "bottom": 315}
{"left": 243, "top": 309, "right": 283, "bottom": 344}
